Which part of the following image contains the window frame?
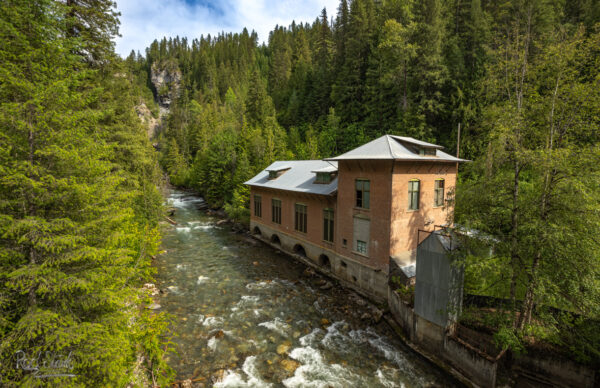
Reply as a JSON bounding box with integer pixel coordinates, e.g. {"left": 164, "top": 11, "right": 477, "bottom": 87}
{"left": 408, "top": 179, "right": 420, "bottom": 211}
{"left": 254, "top": 194, "right": 262, "bottom": 217}
{"left": 271, "top": 198, "right": 281, "bottom": 224}
{"left": 323, "top": 208, "right": 334, "bottom": 242}
{"left": 294, "top": 203, "right": 307, "bottom": 233}
{"left": 355, "top": 179, "right": 371, "bottom": 209}
{"left": 356, "top": 240, "right": 367, "bottom": 254}
{"left": 434, "top": 179, "right": 445, "bottom": 207}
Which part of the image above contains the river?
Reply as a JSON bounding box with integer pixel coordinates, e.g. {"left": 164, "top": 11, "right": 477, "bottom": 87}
{"left": 154, "top": 190, "right": 457, "bottom": 387}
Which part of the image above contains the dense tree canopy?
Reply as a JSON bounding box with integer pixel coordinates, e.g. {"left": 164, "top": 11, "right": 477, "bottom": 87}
{"left": 0, "top": 0, "right": 172, "bottom": 385}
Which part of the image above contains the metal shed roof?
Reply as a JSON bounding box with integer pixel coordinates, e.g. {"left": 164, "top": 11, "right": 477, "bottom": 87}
{"left": 325, "top": 135, "right": 469, "bottom": 162}
{"left": 245, "top": 160, "right": 338, "bottom": 196}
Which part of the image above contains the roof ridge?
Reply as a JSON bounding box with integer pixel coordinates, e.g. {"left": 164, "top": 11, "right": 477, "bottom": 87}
{"left": 385, "top": 135, "right": 395, "bottom": 158}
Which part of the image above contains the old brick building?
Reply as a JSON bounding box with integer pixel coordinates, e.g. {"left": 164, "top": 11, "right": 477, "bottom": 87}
{"left": 245, "top": 135, "right": 467, "bottom": 300}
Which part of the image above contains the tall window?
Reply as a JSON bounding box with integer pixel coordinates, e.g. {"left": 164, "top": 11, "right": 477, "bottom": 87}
{"left": 323, "top": 208, "right": 334, "bottom": 242}
{"left": 355, "top": 179, "right": 370, "bottom": 209}
{"left": 408, "top": 180, "right": 420, "bottom": 210}
{"left": 254, "top": 194, "right": 262, "bottom": 217}
{"left": 434, "top": 179, "right": 445, "bottom": 207}
{"left": 294, "top": 204, "right": 307, "bottom": 233}
{"left": 271, "top": 199, "right": 281, "bottom": 224}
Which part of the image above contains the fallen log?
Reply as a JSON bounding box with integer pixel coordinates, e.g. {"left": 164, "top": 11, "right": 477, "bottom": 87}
{"left": 165, "top": 216, "right": 177, "bottom": 225}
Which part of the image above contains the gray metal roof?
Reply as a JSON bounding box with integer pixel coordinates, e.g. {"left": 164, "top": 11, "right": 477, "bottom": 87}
{"left": 400, "top": 264, "right": 416, "bottom": 278}
{"left": 325, "top": 135, "right": 469, "bottom": 162}
{"left": 391, "top": 135, "right": 443, "bottom": 149}
{"left": 245, "top": 160, "right": 338, "bottom": 196}
{"left": 311, "top": 165, "right": 338, "bottom": 173}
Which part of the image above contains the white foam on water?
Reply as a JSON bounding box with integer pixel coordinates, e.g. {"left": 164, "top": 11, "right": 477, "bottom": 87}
{"left": 321, "top": 321, "right": 351, "bottom": 354}
{"left": 194, "top": 225, "right": 214, "bottom": 230}
{"left": 176, "top": 227, "right": 191, "bottom": 233}
{"left": 175, "top": 264, "right": 186, "bottom": 271}
{"left": 245, "top": 281, "right": 274, "bottom": 290}
{"left": 214, "top": 356, "right": 273, "bottom": 388}
{"left": 276, "top": 278, "right": 296, "bottom": 288}
{"left": 348, "top": 327, "right": 424, "bottom": 385}
{"left": 282, "top": 346, "right": 361, "bottom": 388}
{"left": 376, "top": 368, "right": 404, "bottom": 388}
{"left": 166, "top": 285, "right": 180, "bottom": 294}
{"left": 299, "top": 328, "right": 324, "bottom": 347}
{"left": 258, "top": 317, "right": 290, "bottom": 336}
{"left": 197, "top": 276, "right": 210, "bottom": 284}
{"left": 313, "top": 300, "right": 325, "bottom": 314}
{"left": 202, "top": 316, "right": 224, "bottom": 327}
{"left": 207, "top": 337, "right": 218, "bottom": 352}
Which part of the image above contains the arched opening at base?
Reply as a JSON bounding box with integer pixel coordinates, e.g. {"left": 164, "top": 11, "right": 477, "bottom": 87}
{"left": 318, "top": 254, "right": 331, "bottom": 271}
{"left": 252, "top": 226, "right": 261, "bottom": 236}
{"left": 270, "top": 234, "right": 281, "bottom": 246}
{"left": 293, "top": 244, "right": 307, "bottom": 257}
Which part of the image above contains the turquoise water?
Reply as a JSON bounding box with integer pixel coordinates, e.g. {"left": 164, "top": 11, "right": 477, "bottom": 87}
{"left": 155, "top": 190, "right": 456, "bottom": 387}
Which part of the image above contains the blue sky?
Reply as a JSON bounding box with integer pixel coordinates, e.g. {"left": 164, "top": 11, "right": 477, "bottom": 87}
{"left": 114, "top": 0, "right": 340, "bottom": 57}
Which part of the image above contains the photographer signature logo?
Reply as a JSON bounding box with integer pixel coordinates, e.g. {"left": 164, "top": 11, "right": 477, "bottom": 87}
{"left": 14, "top": 350, "right": 76, "bottom": 378}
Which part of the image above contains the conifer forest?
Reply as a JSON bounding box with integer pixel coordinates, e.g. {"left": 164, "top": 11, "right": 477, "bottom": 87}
{"left": 1, "top": 0, "right": 599, "bottom": 385}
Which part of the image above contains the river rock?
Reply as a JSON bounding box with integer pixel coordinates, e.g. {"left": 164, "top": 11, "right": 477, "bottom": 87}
{"left": 303, "top": 267, "right": 316, "bottom": 277}
{"left": 361, "top": 312, "right": 371, "bottom": 321}
{"left": 321, "top": 318, "right": 330, "bottom": 326}
{"left": 277, "top": 341, "right": 291, "bottom": 355}
{"left": 180, "top": 379, "right": 193, "bottom": 388}
{"left": 320, "top": 281, "right": 333, "bottom": 290}
{"left": 281, "top": 359, "right": 301, "bottom": 374}
{"left": 146, "top": 303, "right": 161, "bottom": 310}
{"left": 209, "top": 330, "right": 225, "bottom": 339}
{"left": 211, "top": 369, "right": 225, "bottom": 383}
{"left": 371, "top": 308, "right": 383, "bottom": 323}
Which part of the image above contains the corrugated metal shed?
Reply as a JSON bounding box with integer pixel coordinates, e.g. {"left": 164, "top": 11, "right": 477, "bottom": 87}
{"left": 245, "top": 160, "right": 338, "bottom": 196}
{"left": 414, "top": 230, "right": 464, "bottom": 327}
{"left": 325, "top": 135, "right": 469, "bottom": 162}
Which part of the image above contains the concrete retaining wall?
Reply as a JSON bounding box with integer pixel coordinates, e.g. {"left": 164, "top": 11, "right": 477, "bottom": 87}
{"left": 444, "top": 336, "right": 498, "bottom": 387}
{"left": 251, "top": 220, "right": 388, "bottom": 302}
{"left": 388, "top": 286, "right": 499, "bottom": 387}
{"left": 388, "top": 288, "right": 415, "bottom": 341}
{"left": 514, "top": 353, "right": 597, "bottom": 387}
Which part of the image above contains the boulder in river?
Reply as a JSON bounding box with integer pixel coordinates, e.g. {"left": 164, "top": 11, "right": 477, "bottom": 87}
{"left": 280, "top": 359, "right": 300, "bottom": 374}
{"left": 276, "top": 341, "right": 291, "bottom": 355}
{"left": 320, "top": 281, "right": 333, "bottom": 290}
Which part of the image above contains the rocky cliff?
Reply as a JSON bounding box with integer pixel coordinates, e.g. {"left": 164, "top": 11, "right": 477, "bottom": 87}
{"left": 150, "top": 59, "right": 182, "bottom": 110}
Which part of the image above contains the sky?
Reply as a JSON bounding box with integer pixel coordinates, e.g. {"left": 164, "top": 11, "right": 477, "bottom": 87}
{"left": 114, "top": 0, "right": 340, "bottom": 57}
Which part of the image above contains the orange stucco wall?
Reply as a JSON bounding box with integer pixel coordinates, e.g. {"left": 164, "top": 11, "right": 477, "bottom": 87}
{"left": 389, "top": 162, "right": 457, "bottom": 265}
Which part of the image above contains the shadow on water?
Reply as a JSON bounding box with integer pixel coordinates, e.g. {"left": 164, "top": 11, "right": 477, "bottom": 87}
{"left": 155, "top": 189, "right": 458, "bottom": 387}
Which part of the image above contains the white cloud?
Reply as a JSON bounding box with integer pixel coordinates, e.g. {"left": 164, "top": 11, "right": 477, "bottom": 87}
{"left": 114, "top": 0, "right": 340, "bottom": 57}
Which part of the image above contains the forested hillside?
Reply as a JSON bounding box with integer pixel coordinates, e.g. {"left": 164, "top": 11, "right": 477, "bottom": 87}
{"left": 0, "top": 0, "right": 172, "bottom": 385}
{"left": 132, "top": 0, "right": 600, "bottom": 365}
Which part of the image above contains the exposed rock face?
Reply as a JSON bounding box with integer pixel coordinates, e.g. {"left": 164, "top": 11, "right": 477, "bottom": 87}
{"left": 135, "top": 102, "right": 160, "bottom": 139}
{"left": 150, "top": 60, "right": 182, "bottom": 109}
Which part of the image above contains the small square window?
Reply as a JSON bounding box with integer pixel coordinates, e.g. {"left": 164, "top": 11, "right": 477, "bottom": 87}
{"left": 356, "top": 240, "right": 367, "bottom": 254}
